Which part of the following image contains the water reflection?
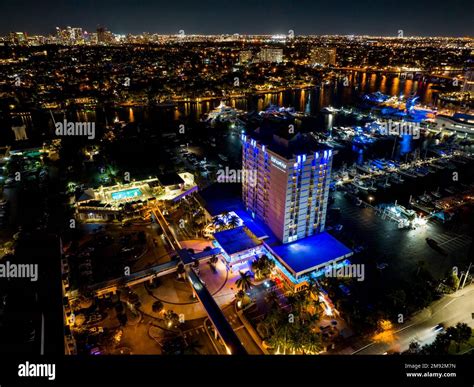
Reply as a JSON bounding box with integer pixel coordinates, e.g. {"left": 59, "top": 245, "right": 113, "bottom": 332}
{"left": 20, "top": 71, "right": 442, "bottom": 132}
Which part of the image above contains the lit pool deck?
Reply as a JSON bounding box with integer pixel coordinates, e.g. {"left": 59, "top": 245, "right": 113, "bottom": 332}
{"left": 270, "top": 232, "right": 353, "bottom": 278}
{"left": 111, "top": 188, "right": 143, "bottom": 200}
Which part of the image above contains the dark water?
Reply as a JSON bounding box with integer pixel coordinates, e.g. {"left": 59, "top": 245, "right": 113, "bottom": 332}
{"left": 355, "top": 164, "right": 474, "bottom": 207}
{"left": 9, "top": 70, "right": 473, "bottom": 202}
{"left": 13, "top": 71, "right": 444, "bottom": 136}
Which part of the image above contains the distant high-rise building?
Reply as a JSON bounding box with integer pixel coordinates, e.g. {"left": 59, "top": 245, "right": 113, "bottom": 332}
{"left": 463, "top": 70, "right": 474, "bottom": 94}
{"left": 239, "top": 50, "right": 253, "bottom": 64}
{"left": 71, "top": 28, "right": 84, "bottom": 42}
{"left": 96, "top": 26, "right": 112, "bottom": 44}
{"left": 310, "top": 47, "right": 336, "bottom": 66}
{"left": 242, "top": 131, "right": 333, "bottom": 243}
{"left": 257, "top": 48, "right": 283, "bottom": 63}
{"left": 9, "top": 32, "right": 27, "bottom": 45}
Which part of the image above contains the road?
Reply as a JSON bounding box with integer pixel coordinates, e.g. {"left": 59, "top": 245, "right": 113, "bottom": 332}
{"left": 221, "top": 305, "right": 263, "bottom": 355}
{"left": 354, "top": 284, "right": 474, "bottom": 354}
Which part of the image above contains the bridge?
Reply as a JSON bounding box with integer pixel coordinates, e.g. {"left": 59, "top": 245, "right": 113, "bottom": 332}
{"left": 76, "top": 204, "right": 247, "bottom": 354}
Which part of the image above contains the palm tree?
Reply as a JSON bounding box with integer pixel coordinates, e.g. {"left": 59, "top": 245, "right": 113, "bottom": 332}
{"left": 251, "top": 259, "right": 263, "bottom": 280}
{"left": 152, "top": 300, "right": 164, "bottom": 314}
{"left": 251, "top": 254, "right": 275, "bottom": 280}
{"left": 235, "top": 289, "right": 247, "bottom": 307}
{"left": 209, "top": 255, "right": 218, "bottom": 265}
{"left": 236, "top": 271, "right": 253, "bottom": 292}
{"left": 264, "top": 308, "right": 283, "bottom": 332}
{"left": 227, "top": 215, "right": 240, "bottom": 229}
{"left": 304, "top": 332, "right": 323, "bottom": 354}
{"left": 164, "top": 310, "right": 180, "bottom": 328}
{"left": 447, "top": 323, "right": 472, "bottom": 352}
{"left": 213, "top": 216, "right": 226, "bottom": 229}
{"left": 265, "top": 291, "right": 280, "bottom": 307}
{"left": 235, "top": 289, "right": 246, "bottom": 300}
{"left": 307, "top": 276, "right": 319, "bottom": 294}
{"left": 220, "top": 211, "right": 230, "bottom": 222}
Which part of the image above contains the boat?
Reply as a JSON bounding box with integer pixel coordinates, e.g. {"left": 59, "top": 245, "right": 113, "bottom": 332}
{"left": 418, "top": 193, "right": 433, "bottom": 204}
{"left": 351, "top": 178, "right": 370, "bottom": 191}
{"left": 348, "top": 165, "right": 358, "bottom": 178}
{"left": 202, "top": 101, "right": 245, "bottom": 124}
{"left": 376, "top": 177, "right": 391, "bottom": 189}
{"left": 362, "top": 92, "right": 391, "bottom": 104}
{"left": 352, "top": 134, "right": 376, "bottom": 146}
{"left": 399, "top": 205, "right": 416, "bottom": 218}
{"left": 356, "top": 163, "right": 374, "bottom": 174}
{"left": 444, "top": 186, "right": 457, "bottom": 195}
{"left": 398, "top": 168, "right": 418, "bottom": 179}
{"left": 414, "top": 168, "right": 429, "bottom": 177}
{"left": 431, "top": 162, "right": 445, "bottom": 170}
{"left": 373, "top": 159, "right": 388, "bottom": 168}
{"left": 344, "top": 184, "right": 360, "bottom": 195}
{"left": 389, "top": 173, "right": 405, "bottom": 184}
{"left": 370, "top": 159, "right": 387, "bottom": 170}
{"left": 431, "top": 188, "right": 442, "bottom": 199}
{"left": 444, "top": 162, "right": 457, "bottom": 170}
{"left": 368, "top": 181, "right": 377, "bottom": 192}
{"left": 321, "top": 106, "right": 340, "bottom": 114}
{"left": 339, "top": 171, "right": 349, "bottom": 181}
{"left": 452, "top": 156, "right": 467, "bottom": 165}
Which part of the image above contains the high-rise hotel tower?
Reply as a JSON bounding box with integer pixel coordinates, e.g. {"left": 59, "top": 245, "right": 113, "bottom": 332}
{"left": 242, "top": 131, "right": 333, "bottom": 244}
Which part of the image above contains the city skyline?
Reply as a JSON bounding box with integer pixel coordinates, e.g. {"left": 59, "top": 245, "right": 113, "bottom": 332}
{"left": 1, "top": 0, "right": 473, "bottom": 37}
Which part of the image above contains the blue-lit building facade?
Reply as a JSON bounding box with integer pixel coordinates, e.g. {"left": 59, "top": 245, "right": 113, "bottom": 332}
{"left": 242, "top": 133, "right": 333, "bottom": 244}
{"left": 206, "top": 132, "right": 351, "bottom": 292}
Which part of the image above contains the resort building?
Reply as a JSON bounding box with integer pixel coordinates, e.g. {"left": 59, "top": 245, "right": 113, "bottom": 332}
{"left": 75, "top": 172, "right": 198, "bottom": 221}
{"left": 199, "top": 129, "right": 353, "bottom": 292}
{"left": 242, "top": 131, "right": 333, "bottom": 243}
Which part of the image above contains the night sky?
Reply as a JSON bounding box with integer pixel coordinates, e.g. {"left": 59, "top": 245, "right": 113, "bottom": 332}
{"left": 0, "top": 0, "right": 473, "bottom": 37}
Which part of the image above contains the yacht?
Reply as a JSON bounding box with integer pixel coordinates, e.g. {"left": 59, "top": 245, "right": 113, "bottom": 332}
{"left": 431, "top": 162, "right": 445, "bottom": 170}
{"left": 389, "top": 173, "right": 405, "bottom": 184}
{"left": 444, "top": 186, "right": 457, "bottom": 195}
{"left": 398, "top": 168, "right": 418, "bottom": 179}
{"left": 368, "top": 181, "right": 378, "bottom": 192}
{"left": 351, "top": 178, "right": 370, "bottom": 191}
{"left": 414, "top": 167, "right": 429, "bottom": 177}
{"left": 431, "top": 188, "right": 442, "bottom": 199}
{"left": 321, "top": 106, "right": 340, "bottom": 114}
{"left": 348, "top": 165, "right": 358, "bottom": 178}
{"left": 376, "top": 177, "right": 392, "bottom": 189}
{"left": 399, "top": 205, "right": 416, "bottom": 218}
{"left": 356, "top": 163, "right": 374, "bottom": 174}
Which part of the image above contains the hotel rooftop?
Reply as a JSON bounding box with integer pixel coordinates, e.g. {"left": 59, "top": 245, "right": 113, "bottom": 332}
{"left": 269, "top": 232, "right": 353, "bottom": 279}
{"left": 213, "top": 226, "right": 262, "bottom": 256}
{"left": 249, "top": 125, "right": 331, "bottom": 160}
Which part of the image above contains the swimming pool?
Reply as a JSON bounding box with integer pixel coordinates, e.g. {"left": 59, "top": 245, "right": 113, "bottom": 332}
{"left": 111, "top": 188, "right": 143, "bottom": 200}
